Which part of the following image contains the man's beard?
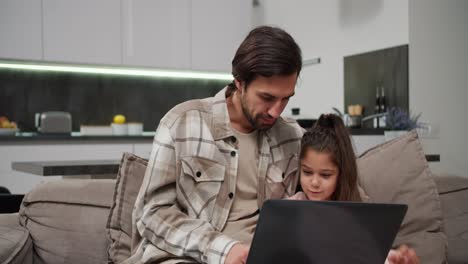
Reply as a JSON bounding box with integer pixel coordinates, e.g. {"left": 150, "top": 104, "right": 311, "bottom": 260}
{"left": 240, "top": 95, "right": 276, "bottom": 131}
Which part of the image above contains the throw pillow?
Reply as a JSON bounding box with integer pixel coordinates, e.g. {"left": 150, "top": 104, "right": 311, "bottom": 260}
{"left": 357, "top": 130, "right": 447, "bottom": 263}
{"left": 434, "top": 175, "right": 468, "bottom": 263}
{"left": 107, "top": 152, "right": 148, "bottom": 264}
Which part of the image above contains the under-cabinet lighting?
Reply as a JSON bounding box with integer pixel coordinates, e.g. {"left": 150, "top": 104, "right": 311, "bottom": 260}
{"left": 0, "top": 60, "right": 233, "bottom": 81}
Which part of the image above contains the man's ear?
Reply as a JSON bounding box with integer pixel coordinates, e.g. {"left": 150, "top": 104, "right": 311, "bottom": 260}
{"left": 234, "top": 79, "right": 245, "bottom": 93}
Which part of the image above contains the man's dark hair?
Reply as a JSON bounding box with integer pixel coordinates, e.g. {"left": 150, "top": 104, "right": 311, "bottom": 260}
{"left": 229, "top": 26, "right": 302, "bottom": 90}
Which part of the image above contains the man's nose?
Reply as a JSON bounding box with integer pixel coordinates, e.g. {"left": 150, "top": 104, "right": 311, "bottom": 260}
{"left": 268, "top": 101, "right": 285, "bottom": 119}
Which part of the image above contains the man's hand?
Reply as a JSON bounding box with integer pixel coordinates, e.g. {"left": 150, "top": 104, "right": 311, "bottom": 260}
{"left": 385, "top": 245, "right": 420, "bottom": 264}
{"left": 225, "top": 243, "right": 250, "bottom": 264}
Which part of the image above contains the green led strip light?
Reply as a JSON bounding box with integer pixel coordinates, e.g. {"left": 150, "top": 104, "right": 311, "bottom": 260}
{"left": 0, "top": 60, "right": 233, "bottom": 81}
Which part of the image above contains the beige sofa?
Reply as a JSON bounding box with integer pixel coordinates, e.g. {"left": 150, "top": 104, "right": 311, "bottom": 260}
{"left": 1, "top": 132, "right": 467, "bottom": 264}
{"left": 0, "top": 175, "right": 467, "bottom": 264}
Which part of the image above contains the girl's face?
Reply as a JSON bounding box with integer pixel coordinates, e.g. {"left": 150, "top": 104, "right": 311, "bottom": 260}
{"left": 300, "top": 149, "right": 339, "bottom": 201}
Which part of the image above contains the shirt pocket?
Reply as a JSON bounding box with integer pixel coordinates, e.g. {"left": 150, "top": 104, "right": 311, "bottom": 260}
{"left": 265, "top": 155, "right": 299, "bottom": 199}
{"left": 179, "top": 156, "right": 225, "bottom": 221}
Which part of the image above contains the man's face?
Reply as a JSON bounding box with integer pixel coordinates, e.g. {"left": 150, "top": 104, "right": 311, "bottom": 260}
{"left": 236, "top": 74, "right": 297, "bottom": 131}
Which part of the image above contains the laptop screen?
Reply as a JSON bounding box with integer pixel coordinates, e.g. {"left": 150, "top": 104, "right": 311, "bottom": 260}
{"left": 246, "top": 200, "right": 407, "bottom": 264}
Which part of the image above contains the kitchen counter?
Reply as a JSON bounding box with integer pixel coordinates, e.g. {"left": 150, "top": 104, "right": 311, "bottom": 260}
{"left": 0, "top": 131, "right": 155, "bottom": 143}
{"left": 0, "top": 128, "right": 397, "bottom": 143}
{"left": 12, "top": 159, "right": 120, "bottom": 177}
{"left": 292, "top": 119, "right": 386, "bottom": 135}
{"left": 348, "top": 128, "right": 385, "bottom": 135}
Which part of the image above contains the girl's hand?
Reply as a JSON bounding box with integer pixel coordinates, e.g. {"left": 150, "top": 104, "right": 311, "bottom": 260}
{"left": 225, "top": 243, "right": 250, "bottom": 264}
{"left": 385, "top": 245, "right": 420, "bottom": 264}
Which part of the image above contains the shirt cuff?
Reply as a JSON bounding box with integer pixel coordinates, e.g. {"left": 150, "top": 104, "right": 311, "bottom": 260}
{"left": 204, "top": 234, "right": 239, "bottom": 264}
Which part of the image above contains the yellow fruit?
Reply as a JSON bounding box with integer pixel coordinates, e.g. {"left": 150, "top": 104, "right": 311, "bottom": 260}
{"left": 113, "top": 114, "right": 126, "bottom": 124}
{"left": 0, "top": 120, "right": 9, "bottom": 128}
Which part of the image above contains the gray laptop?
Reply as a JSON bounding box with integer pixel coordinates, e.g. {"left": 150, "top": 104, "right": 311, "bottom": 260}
{"left": 246, "top": 199, "right": 407, "bottom": 264}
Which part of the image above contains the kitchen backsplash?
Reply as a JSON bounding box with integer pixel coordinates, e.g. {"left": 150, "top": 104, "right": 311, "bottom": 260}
{"left": 344, "top": 44, "right": 409, "bottom": 128}
{"left": 0, "top": 69, "right": 228, "bottom": 132}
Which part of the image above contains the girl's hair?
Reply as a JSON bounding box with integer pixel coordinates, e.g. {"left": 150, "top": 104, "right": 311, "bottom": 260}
{"left": 300, "top": 114, "right": 361, "bottom": 201}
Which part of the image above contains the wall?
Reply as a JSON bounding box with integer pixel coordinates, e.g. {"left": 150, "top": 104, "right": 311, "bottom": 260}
{"left": 259, "top": 0, "right": 409, "bottom": 117}
{"left": 261, "top": 0, "right": 467, "bottom": 176}
{"left": 409, "top": 0, "right": 468, "bottom": 176}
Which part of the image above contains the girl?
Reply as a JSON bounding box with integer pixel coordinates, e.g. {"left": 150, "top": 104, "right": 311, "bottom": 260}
{"left": 289, "top": 113, "right": 364, "bottom": 202}
{"left": 289, "top": 113, "right": 418, "bottom": 264}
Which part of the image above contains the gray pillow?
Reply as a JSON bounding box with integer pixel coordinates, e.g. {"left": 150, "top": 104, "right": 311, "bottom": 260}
{"left": 107, "top": 152, "right": 148, "bottom": 264}
{"left": 434, "top": 175, "right": 468, "bottom": 263}
{"left": 357, "top": 130, "right": 447, "bottom": 263}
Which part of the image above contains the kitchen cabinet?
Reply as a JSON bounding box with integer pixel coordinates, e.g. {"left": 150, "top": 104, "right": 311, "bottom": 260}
{"left": 352, "top": 135, "right": 385, "bottom": 155}
{"left": 0, "top": 0, "right": 42, "bottom": 61}
{"left": 0, "top": 1, "right": 253, "bottom": 71}
{"left": 133, "top": 142, "right": 153, "bottom": 159}
{"left": 42, "top": 0, "right": 121, "bottom": 65}
{"left": 191, "top": 0, "right": 253, "bottom": 72}
{"left": 122, "top": 0, "right": 191, "bottom": 69}
{"left": 122, "top": 0, "right": 252, "bottom": 72}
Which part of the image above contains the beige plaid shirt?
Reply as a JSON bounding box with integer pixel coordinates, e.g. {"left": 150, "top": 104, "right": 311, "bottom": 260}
{"left": 129, "top": 87, "right": 304, "bottom": 264}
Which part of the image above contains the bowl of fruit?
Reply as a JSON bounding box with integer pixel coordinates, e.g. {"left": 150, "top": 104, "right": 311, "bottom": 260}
{"left": 0, "top": 116, "right": 19, "bottom": 136}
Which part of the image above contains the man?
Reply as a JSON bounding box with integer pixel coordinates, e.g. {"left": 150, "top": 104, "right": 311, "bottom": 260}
{"left": 126, "top": 26, "right": 419, "bottom": 264}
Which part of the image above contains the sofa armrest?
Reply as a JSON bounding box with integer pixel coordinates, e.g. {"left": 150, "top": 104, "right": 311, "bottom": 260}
{"left": 0, "top": 213, "right": 33, "bottom": 264}
{"left": 20, "top": 179, "right": 116, "bottom": 209}
{"left": 434, "top": 175, "right": 468, "bottom": 264}
{"left": 19, "top": 179, "right": 116, "bottom": 264}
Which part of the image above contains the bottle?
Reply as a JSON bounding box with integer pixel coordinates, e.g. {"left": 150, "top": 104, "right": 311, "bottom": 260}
{"left": 379, "top": 86, "right": 387, "bottom": 128}
{"left": 374, "top": 87, "right": 380, "bottom": 128}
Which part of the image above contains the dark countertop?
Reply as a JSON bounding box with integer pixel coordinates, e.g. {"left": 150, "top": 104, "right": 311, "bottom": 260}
{"left": 0, "top": 128, "right": 385, "bottom": 142}
{"left": 0, "top": 132, "right": 155, "bottom": 142}
{"left": 12, "top": 153, "right": 440, "bottom": 179}
{"left": 296, "top": 119, "right": 385, "bottom": 135}
{"left": 12, "top": 160, "right": 120, "bottom": 176}
{"left": 348, "top": 128, "right": 385, "bottom": 135}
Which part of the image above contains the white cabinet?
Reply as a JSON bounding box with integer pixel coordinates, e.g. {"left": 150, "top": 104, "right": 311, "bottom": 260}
{"left": 191, "top": 0, "right": 253, "bottom": 72}
{"left": 133, "top": 143, "right": 153, "bottom": 159}
{"left": 0, "top": 1, "right": 253, "bottom": 71}
{"left": 122, "top": 0, "right": 191, "bottom": 69}
{"left": 122, "top": 0, "right": 252, "bottom": 72}
{"left": 42, "top": 0, "right": 121, "bottom": 65}
{"left": 0, "top": 0, "right": 42, "bottom": 60}
{"left": 352, "top": 135, "right": 385, "bottom": 156}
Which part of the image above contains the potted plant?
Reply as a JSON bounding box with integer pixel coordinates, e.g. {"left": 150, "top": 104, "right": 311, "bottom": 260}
{"left": 384, "top": 107, "right": 422, "bottom": 141}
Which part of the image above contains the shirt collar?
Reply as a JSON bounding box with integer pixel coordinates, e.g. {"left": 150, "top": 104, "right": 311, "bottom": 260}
{"left": 212, "top": 86, "right": 234, "bottom": 141}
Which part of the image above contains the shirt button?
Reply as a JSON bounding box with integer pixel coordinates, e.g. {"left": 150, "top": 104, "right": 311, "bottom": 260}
{"left": 196, "top": 171, "right": 201, "bottom": 177}
{"left": 230, "top": 151, "right": 236, "bottom": 157}
{"left": 228, "top": 192, "right": 234, "bottom": 199}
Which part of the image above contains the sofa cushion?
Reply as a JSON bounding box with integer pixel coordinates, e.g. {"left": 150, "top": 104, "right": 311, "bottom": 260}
{"left": 0, "top": 213, "right": 33, "bottom": 264}
{"left": 107, "top": 152, "right": 148, "bottom": 264}
{"left": 19, "top": 179, "right": 115, "bottom": 264}
{"left": 357, "top": 130, "right": 447, "bottom": 264}
{"left": 434, "top": 175, "right": 468, "bottom": 264}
